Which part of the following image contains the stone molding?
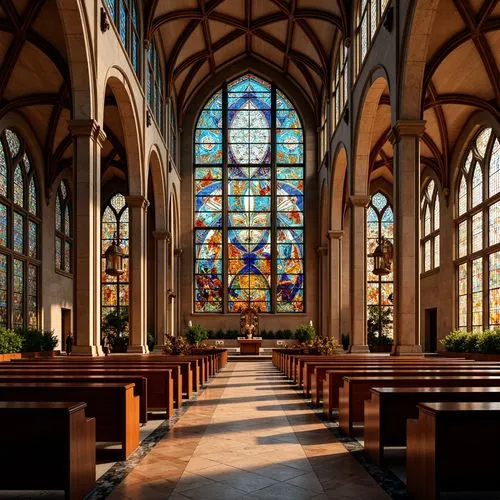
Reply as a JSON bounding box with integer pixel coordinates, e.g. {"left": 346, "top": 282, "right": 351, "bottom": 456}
{"left": 389, "top": 119, "right": 426, "bottom": 144}
{"left": 328, "top": 230, "right": 344, "bottom": 240}
{"left": 152, "top": 230, "right": 169, "bottom": 241}
{"left": 68, "top": 119, "right": 106, "bottom": 146}
{"left": 316, "top": 246, "right": 328, "bottom": 256}
{"left": 125, "top": 195, "right": 150, "bottom": 210}
{"left": 349, "top": 195, "right": 371, "bottom": 208}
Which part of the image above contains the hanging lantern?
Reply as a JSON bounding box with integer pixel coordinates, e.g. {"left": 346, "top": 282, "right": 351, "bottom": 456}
{"left": 105, "top": 233, "right": 125, "bottom": 276}
{"left": 369, "top": 237, "right": 393, "bottom": 276}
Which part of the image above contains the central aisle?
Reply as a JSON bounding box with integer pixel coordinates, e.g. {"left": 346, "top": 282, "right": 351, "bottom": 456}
{"left": 109, "top": 361, "right": 389, "bottom": 499}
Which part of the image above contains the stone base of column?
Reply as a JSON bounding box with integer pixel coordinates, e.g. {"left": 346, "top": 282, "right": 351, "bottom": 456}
{"left": 127, "top": 344, "right": 149, "bottom": 354}
{"left": 72, "top": 345, "right": 103, "bottom": 357}
{"left": 391, "top": 344, "right": 424, "bottom": 356}
{"left": 349, "top": 344, "right": 370, "bottom": 353}
{"left": 152, "top": 344, "right": 166, "bottom": 353}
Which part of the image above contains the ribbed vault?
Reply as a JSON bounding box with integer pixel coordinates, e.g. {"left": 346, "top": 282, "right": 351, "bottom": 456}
{"left": 145, "top": 0, "right": 346, "bottom": 118}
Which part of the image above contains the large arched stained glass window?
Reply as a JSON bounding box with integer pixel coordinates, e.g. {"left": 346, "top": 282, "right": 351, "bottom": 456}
{"left": 101, "top": 194, "right": 129, "bottom": 324}
{"left": 0, "top": 128, "right": 40, "bottom": 329}
{"left": 366, "top": 191, "right": 394, "bottom": 336}
{"left": 455, "top": 128, "right": 500, "bottom": 331}
{"left": 421, "top": 179, "right": 440, "bottom": 272}
{"left": 147, "top": 40, "right": 164, "bottom": 131}
{"left": 55, "top": 179, "right": 72, "bottom": 274}
{"left": 194, "top": 74, "right": 304, "bottom": 313}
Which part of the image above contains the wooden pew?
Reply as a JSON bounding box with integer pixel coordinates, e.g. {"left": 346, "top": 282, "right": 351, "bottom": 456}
{"left": 322, "top": 366, "right": 500, "bottom": 417}
{"left": 0, "top": 382, "right": 139, "bottom": 459}
{"left": 338, "top": 375, "right": 500, "bottom": 436}
{"left": 307, "top": 360, "right": 491, "bottom": 404}
{"left": 364, "top": 386, "right": 500, "bottom": 465}
{"left": 0, "top": 366, "right": 174, "bottom": 417}
{"left": 0, "top": 401, "right": 95, "bottom": 500}
{"left": 407, "top": 402, "right": 500, "bottom": 500}
{"left": 0, "top": 373, "right": 148, "bottom": 423}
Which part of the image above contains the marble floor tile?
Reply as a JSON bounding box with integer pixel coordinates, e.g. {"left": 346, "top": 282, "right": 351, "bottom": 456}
{"left": 100, "top": 361, "right": 390, "bottom": 499}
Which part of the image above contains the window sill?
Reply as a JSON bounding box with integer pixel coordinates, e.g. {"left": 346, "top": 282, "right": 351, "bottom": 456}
{"left": 420, "top": 266, "right": 440, "bottom": 278}
{"left": 55, "top": 268, "right": 73, "bottom": 279}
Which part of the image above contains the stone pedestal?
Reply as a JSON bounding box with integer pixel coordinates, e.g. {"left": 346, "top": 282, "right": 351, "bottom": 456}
{"left": 390, "top": 120, "right": 425, "bottom": 355}
{"left": 349, "top": 195, "right": 371, "bottom": 353}
{"left": 69, "top": 120, "right": 105, "bottom": 357}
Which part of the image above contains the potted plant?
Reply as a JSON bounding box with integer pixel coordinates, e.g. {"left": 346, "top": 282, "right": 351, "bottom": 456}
{"left": 295, "top": 323, "right": 316, "bottom": 344}
{"left": 163, "top": 335, "right": 190, "bottom": 355}
{"left": 102, "top": 309, "right": 129, "bottom": 353}
{"left": 367, "top": 306, "right": 393, "bottom": 352}
{"left": 341, "top": 333, "right": 350, "bottom": 351}
{"left": 0, "top": 327, "right": 22, "bottom": 361}
{"left": 40, "top": 330, "right": 59, "bottom": 356}
{"left": 185, "top": 323, "right": 208, "bottom": 345}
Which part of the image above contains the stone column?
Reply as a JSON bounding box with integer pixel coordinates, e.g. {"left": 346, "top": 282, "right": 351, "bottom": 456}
{"left": 349, "top": 195, "right": 371, "bottom": 353}
{"left": 328, "top": 230, "right": 343, "bottom": 343}
{"left": 390, "top": 120, "right": 425, "bottom": 355}
{"left": 69, "top": 120, "right": 105, "bottom": 356}
{"left": 317, "top": 246, "right": 328, "bottom": 336}
{"left": 152, "top": 231, "right": 168, "bottom": 352}
{"left": 125, "top": 195, "right": 149, "bottom": 353}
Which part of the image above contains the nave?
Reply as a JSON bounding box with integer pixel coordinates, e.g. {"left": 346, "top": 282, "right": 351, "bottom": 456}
{"left": 107, "top": 361, "right": 388, "bottom": 500}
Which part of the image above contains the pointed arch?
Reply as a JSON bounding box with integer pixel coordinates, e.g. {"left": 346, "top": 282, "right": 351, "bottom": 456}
{"left": 146, "top": 145, "right": 167, "bottom": 230}
{"left": 330, "top": 142, "right": 348, "bottom": 231}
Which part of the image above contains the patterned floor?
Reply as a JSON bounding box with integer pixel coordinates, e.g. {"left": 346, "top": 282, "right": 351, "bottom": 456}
{"left": 108, "top": 361, "right": 389, "bottom": 499}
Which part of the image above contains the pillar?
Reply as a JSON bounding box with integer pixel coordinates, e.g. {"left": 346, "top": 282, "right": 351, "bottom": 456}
{"left": 317, "top": 246, "right": 328, "bottom": 336}
{"left": 328, "top": 230, "right": 343, "bottom": 342}
{"left": 390, "top": 120, "right": 425, "bottom": 355}
{"left": 125, "top": 195, "right": 149, "bottom": 353}
{"left": 349, "top": 195, "right": 371, "bottom": 353}
{"left": 69, "top": 119, "right": 105, "bottom": 356}
{"left": 152, "top": 231, "right": 168, "bottom": 352}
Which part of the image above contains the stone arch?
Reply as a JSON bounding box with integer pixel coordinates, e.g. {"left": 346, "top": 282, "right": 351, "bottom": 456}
{"left": 103, "top": 66, "right": 144, "bottom": 196}
{"left": 56, "top": 0, "right": 95, "bottom": 119}
{"left": 146, "top": 145, "right": 167, "bottom": 230}
{"left": 399, "top": 0, "right": 440, "bottom": 119}
{"left": 353, "top": 67, "right": 391, "bottom": 196}
{"left": 330, "top": 142, "right": 348, "bottom": 231}
{"left": 169, "top": 184, "right": 180, "bottom": 249}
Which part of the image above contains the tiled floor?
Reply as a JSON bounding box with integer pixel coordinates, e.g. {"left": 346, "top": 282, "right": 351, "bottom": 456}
{"left": 108, "top": 361, "right": 390, "bottom": 499}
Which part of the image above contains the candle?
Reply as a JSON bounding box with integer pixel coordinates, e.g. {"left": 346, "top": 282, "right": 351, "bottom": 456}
{"left": 309, "top": 320, "right": 313, "bottom": 327}
{"left": 188, "top": 320, "right": 193, "bottom": 328}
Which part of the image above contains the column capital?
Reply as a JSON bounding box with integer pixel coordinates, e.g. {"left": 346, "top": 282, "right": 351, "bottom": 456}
{"left": 125, "top": 195, "right": 149, "bottom": 210}
{"left": 389, "top": 119, "right": 426, "bottom": 144}
{"left": 152, "top": 230, "right": 170, "bottom": 241}
{"left": 316, "top": 245, "right": 328, "bottom": 256}
{"left": 68, "top": 119, "right": 106, "bottom": 146}
{"left": 349, "top": 194, "right": 371, "bottom": 208}
{"left": 328, "top": 230, "right": 344, "bottom": 240}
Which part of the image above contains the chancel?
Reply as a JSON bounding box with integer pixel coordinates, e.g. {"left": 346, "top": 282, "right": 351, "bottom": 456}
{"left": 0, "top": 0, "right": 499, "bottom": 499}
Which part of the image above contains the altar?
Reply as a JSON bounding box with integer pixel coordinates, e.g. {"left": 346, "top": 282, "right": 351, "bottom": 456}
{"left": 238, "top": 338, "right": 262, "bottom": 355}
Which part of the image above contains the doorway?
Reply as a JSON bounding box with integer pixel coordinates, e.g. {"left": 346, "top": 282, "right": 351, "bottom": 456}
{"left": 425, "top": 308, "right": 438, "bottom": 353}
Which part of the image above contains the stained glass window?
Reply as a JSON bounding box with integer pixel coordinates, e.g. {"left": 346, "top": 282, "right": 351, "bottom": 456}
{"left": 0, "top": 129, "right": 39, "bottom": 330}
{"left": 456, "top": 128, "right": 500, "bottom": 330}
{"left": 421, "top": 178, "right": 440, "bottom": 271}
{"left": 366, "top": 192, "right": 394, "bottom": 337}
{"left": 104, "top": 0, "right": 140, "bottom": 75}
{"left": 147, "top": 40, "right": 164, "bottom": 132}
{"left": 101, "top": 194, "right": 129, "bottom": 325}
{"left": 194, "top": 74, "right": 304, "bottom": 313}
{"left": 356, "top": 0, "right": 390, "bottom": 74}
{"left": 332, "top": 43, "right": 348, "bottom": 129}
{"left": 55, "top": 179, "right": 72, "bottom": 273}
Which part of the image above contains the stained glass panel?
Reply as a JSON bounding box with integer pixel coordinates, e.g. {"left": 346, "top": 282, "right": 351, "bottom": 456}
{"left": 490, "top": 252, "right": 500, "bottom": 327}
{"left": 489, "top": 201, "right": 500, "bottom": 246}
{"left": 434, "top": 197, "right": 440, "bottom": 230}
{"left": 27, "top": 264, "right": 37, "bottom": 328}
{"left": 424, "top": 240, "right": 431, "bottom": 272}
{"left": 472, "top": 212, "right": 483, "bottom": 253}
{"left": 458, "top": 263, "right": 468, "bottom": 329}
{"left": 490, "top": 139, "right": 500, "bottom": 197}
{"left": 471, "top": 166, "right": 483, "bottom": 207}
{"left": 476, "top": 128, "right": 492, "bottom": 158}
{"left": 434, "top": 234, "right": 440, "bottom": 268}
{"left": 458, "top": 220, "right": 467, "bottom": 258}
{"left": 28, "top": 221, "right": 37, "bottom": 259}
{"left": 472, "top": 258, "right": 483, "bottom": 330}
{"left": 13, "top": 165, "right": 23, "bottom": 207}
{"left": 12, "top": 259, "right": 23, "bottom": 330}
{"left": 0, "top": 203, "right": 7, "bottom": 247}
{"left": 424, "top": 205, "right": 430, "bottom": 236}
{"left": 13, "top": 212, "right": 23, "bottom": 254}
{"left": 458, "top": 176, "right": 467, "bottom": 216}
{"left": 0, "top": 254, "right": 6, "bottom": 327}
{"left": 0, "top": 142, "right": 7, "bottom": 198}
{"left": 29, "top": 177, "right": 37, "bottom": 215}
{"left": 55, "top": 237, "right": 62, "bottom": 270}
{"left": 5, "top": 129, "right": 20, "bottom": 157}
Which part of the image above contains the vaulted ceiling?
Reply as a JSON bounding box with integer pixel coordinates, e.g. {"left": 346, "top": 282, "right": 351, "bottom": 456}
{"left": 145, "top": 0, "right": 347, "bottom": 118}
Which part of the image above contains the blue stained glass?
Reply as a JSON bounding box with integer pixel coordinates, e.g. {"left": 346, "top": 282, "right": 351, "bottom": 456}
{"left": 0, "top": 203, "right": 7, "bottom": 247}
{"left": 194, "top": 74, "right": 304, "bottom": 313}
{"left": 119, "top": 0, "right": 127, "bottom": 45}
{"left": 0, "top": 142, "right": 7, "bottom": 197}
{"left": 106, "top": 0, "right": 115, "bottom": 18}
{"left": 13, "top": 165, "right": 23, "bottom": 207}
{"left": 371, "top": 192, "right": 387, "bottom": 211}
{"left": 13, "top": 212, "right": 23, "bottom": 254}
{"left": 55, "top": 196, "right": 62, "bottom": 231}
{"left": 28, "top": 221, "right": 37, "bottom": 259}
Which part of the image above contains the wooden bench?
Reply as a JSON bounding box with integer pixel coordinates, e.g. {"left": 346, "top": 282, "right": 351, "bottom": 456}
{"left": 0, "top": 402, "right": 95, "bottom": 500}
{"left": 0, "top": 382, "right": 139, "bottom": 459}
{"left": 0, "top": 373, "right": 148, "bottom": 423}
{"left": 407, "top": 402, "right": 500, "bottom": 500}
{"left": 0, "top": 366, "right": 174, "bottom": 417}
{"left": 322, "top": 366, "right": 500, "bottom": 417}
{"left": 338, "top": 375, "right": 500, "bottom": 436}
{"left": 364, "top": 386, "right": 500, "bottom": 465}
{"left": 307, "top": 360, "right": 491, "bottom": 404}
